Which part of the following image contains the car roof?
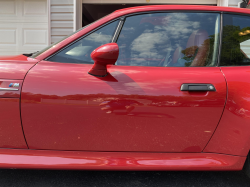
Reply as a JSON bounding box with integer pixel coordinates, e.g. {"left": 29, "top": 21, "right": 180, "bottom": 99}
{"left": 113, "top": 5, "right": 250, "bottom": 16}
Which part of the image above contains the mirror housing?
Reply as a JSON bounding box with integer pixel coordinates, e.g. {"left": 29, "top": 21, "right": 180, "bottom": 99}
{"left": 88, "top": 43, "right": 119, "bottom": 77}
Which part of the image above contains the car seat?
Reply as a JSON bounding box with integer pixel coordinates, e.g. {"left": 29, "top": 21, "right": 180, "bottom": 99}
{"left": 169, "top": 29, "right": 210, "bottom": 67}
{"left": 185, "top": 29, "right": 210, "bottom": 67}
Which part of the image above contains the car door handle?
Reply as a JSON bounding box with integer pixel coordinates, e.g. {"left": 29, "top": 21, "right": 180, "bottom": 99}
{"left": 180, "top": 84, "right": 216, "bottom": 91}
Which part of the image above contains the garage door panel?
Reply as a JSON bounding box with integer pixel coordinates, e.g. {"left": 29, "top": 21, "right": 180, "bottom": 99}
{"left": 0, "top": 0, "right": 17, "bottom": 15}
{"left": 23, "top": 29, "right": 47, "bottom": 46}
{"left": 0, "top": 29, "right": 17, "bottom": 45}
{"left": 0, "top": 0, "right": 48, "bottom": 55}
{"left": 0, "top": 23, "right": 48, "bottom": 46}
{"left": 23, "top": 0, "right": 47, "bottom": 16}
{"left": 0, "top": 0, "right": 47, "bottom": 22}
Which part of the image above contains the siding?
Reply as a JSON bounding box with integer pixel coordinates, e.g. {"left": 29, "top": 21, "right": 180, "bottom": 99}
{"left": 228, "top": 0, "right": 240, "bottom": 7}
{"left": 50, "top": 0, "right": 74, "bottom": 44}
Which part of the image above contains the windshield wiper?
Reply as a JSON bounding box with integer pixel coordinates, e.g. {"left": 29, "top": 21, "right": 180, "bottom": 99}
{"left": 23, "top": 51, "right": 39, "bottom": 57}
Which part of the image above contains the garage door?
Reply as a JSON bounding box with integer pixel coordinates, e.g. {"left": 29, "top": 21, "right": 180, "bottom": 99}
{"left": 0, "top": 0, "right": 48, "bottom": 56}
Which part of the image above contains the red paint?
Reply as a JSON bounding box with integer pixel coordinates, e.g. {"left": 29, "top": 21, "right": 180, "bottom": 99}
{"left": 0, "top": 99, "right": 27, "bottom": 149}
{"left": 1, "top": 5, "right": 250, "bottom": 170}
{"left": 0, "top": 149, "right": 245, "bottom": 171}
{"left": 204, "top": 67, "right": 250, "bottom": 157}
{"left": 21, "top": 62, "right": 226, "bottom": 152}
{"left": 34, "top": 5, "right": 250, "bottom": 61}
{"left": 0, "top": 55, "right": 31, "bottom": 61}
{"left": 0, "top": 55, "right": 38, "bottom": 80}
{"left": 89, "top": 43, "right": 119, "bottom": 76}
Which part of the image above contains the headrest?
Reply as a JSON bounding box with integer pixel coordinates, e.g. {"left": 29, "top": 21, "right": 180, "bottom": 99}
{"left": 185, "top": 30, "right": 209, "bottom": 57}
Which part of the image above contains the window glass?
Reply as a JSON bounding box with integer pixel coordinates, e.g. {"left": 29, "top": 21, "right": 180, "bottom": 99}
{"left": 48, "top": 20, "right": 119, "bottom": 64}
{"left": 116, "top": 13, "right": 220, "bottom": 67}
{"left": 220, "top": 14, "right": 250, "bottom": 66}
{"left": 31, "top": 14, "right": 113, "bottom": 59}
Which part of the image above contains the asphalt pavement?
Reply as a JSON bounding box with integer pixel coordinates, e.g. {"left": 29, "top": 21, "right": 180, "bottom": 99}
{"left": 0, "top": 169, "right": 249, "bottom": 187}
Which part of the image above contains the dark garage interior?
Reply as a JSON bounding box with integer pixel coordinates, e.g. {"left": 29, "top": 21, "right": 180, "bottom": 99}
{"left": 82, "top": 4, "right": 155, "bottom": 27}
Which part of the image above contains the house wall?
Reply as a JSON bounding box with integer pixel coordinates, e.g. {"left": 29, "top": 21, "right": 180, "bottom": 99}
{"left": 229, "top": 0, "right": 240, "bottom": 7}
{"left": 50, "top": 0, "right": 74, "bottom": 44}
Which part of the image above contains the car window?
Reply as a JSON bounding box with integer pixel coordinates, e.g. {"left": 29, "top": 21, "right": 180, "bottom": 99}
{"left": 220, "top": 14, "right": 250, "bottom": 66}
{"left": 48, "top": 20, "right": 119, "bottom": 64}
{"left": 116, "top": 13, "right": 220, "bottom": 67}
{"left": 31, "top": 13, "right": 113, "bottom": 59}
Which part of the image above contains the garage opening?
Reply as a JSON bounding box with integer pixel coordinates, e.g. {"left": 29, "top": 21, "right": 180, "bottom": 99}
{"left": 82, "top": 3, "right": 217, "bottom": 27}
{"left": 82, "top": 4, "right": 154, "bottom": 27}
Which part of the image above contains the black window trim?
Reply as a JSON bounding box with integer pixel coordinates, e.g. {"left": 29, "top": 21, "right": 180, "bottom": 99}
{"left": 217, "top": 12, "right": 224, "bottom": 67}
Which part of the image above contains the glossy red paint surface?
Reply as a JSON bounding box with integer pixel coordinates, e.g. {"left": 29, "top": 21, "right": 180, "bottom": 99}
{"left": 0, "top": 99, "right": 27, "bottom": 149}
{"left": 21, "top": 61, "right": 226, "bottom": 152}
{"left": 35, "top": 5, "right": 250, "bottom": 61}
{"left": 2, "top": 5, "right": 250, "bottom": 170}
{"left": 204, "top": 67, "right": 250, "bottom": 157}
{"left": 0, "top": 55, "right": 38, "bottom": 79}
{"left": 89, "top": 43, "right": 119, "bottom": 76}
{"left": 0, "top": 149, "right": 245, "bottom": 170}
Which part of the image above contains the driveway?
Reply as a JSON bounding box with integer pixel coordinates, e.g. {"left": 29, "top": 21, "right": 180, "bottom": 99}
{"left": 0, "top": 170, "right": 249, "bottom": 187}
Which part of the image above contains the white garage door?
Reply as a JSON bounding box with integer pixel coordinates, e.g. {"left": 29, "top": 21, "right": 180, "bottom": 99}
{"left": 0, "top": 0, "right": 48, "bottom": 56}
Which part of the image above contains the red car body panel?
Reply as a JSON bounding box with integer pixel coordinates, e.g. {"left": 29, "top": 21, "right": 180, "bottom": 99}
{"left": 0, "top": 55, "right": 38, "bottom": 80}
{"left": 0, "top": 149, "right": 245, "bottom": 171}
{"left": 0, "top": 55, "right": 36, "bottom": 150}
{"left": 0, "top": 5, "right": 250, "bottom": 170}
{"left": 0, "top": 99, "right": 27, "bottom": 149}
{"left": 204, "top": 67, "right": 250, "bottom": 156}
{"left": 21, "top": 61, "right": 226, "bottom": 152}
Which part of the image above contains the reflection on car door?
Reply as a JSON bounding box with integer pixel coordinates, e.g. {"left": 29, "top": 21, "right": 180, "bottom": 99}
{"left": 21, "top": 12, "right": 227, "bottom": 152}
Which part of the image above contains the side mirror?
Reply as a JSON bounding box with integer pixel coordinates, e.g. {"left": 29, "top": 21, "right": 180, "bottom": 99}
{"left": 88, "top": 43, "right": 119, "bottom": 77}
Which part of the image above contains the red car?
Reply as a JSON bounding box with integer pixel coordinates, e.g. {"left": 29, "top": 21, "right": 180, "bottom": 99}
{"left": 1, "top": 5, "right": 250, "bottom": 177}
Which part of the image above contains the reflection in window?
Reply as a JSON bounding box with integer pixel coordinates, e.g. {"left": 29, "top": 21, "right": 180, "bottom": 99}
{"left": 116, "top": 13, "right": 220, "bottom": 67}
{"left": 48, "top": 20, "right": 119, "bottom": 64}
{"left": 220, "top": 14, "right": 250, "bottom": 66}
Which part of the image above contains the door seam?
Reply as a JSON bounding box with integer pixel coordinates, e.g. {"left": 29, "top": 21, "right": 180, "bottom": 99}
{"left": 202, "top": 67, "right": 228, "bottom": 152}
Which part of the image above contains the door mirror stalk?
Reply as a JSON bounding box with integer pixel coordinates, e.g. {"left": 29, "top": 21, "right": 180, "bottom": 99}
{"left": 88, "top": 43, "right": 119, "bottom": 77}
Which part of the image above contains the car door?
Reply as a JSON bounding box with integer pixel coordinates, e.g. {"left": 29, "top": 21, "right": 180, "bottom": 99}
{"left": 21, "top": 12, "right": 227, "bottom": 152}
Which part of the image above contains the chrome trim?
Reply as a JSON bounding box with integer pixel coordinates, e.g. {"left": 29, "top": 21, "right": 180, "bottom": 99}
{"left": 0, "top": 88, "right": 19, "bottom": 91}
{"left": 111, "top": 18, "right": 125, "bottom": 43}
{"left": 217, "top": 12, "right": 223, "bottom": 67}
